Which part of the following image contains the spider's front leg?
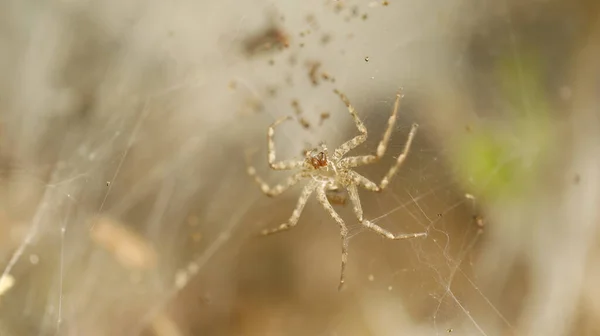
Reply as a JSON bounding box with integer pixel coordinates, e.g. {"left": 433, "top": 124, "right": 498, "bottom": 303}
{"left": 338, "top": 89, "right": 416, "bottom": 180}
{"left": 377, "top": 122, "right": 418, "bottom": 190}
{"left": 332, "top": 90, "right": 368, "bottom": 160}
{"left": 342, "top": 122, "right": 418, "bottom": 191}
{"left": 316, "top": 186, "right": 350, "bottom": 291}
{"left": 247, "top": 167, "right": 306, "bottom": 197}
{"left": 347, "top": 184, "right": 427, "bottom": 240}
{"left": 246, "top": 150, "right": 307, "bottom": 197}
{"left": 261, "top": 182, "right": 317, "bottom": 235}
{"left": 267, "top": 116, "right": 306, "bottom": 170}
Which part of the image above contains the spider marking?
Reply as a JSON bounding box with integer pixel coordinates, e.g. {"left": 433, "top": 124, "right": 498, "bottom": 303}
{"left": 246, "top": 89, "right": 428, "bottom": 290}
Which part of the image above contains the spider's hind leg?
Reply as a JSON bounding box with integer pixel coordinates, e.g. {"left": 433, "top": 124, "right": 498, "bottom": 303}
{"left": 267, "top": 116, "right": 306, "bottom": 170}
{"left": 340, "top": 122, "right": 418, "bottom": 190}
{"left": 316, "top": 187, "right": 350, "bottom": 291}
{"left": 246, "top": 150, "right": 307, "bottom": 197}
{"left": 247, "top": 168, "right": 306, "bottom": 197}
{"left": 338, "top": 90, "right": 415, "bottom": 175}
{"left": 347, "top": 184, "right": 427, "bottom": 240}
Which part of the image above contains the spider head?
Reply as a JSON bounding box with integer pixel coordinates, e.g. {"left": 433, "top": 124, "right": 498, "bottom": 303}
{"left": 306, "top": 143, "right": 329, "bottom": 170}
{"left": 308, "top": 151, "right": 328, "bottom": 169}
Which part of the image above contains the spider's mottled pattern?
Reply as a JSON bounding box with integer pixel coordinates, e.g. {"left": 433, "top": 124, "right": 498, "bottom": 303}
{"left": 247, "top": 89, "right": 428, "bottom": 290}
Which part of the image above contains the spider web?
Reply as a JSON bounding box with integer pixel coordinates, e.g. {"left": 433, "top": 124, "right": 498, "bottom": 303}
{"left": 1, "top": 1, "right": 599, "bottom": 336}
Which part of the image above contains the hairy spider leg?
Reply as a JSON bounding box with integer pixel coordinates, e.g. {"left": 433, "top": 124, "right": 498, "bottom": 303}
{"left": 339, "top": 90, "right": 408, "bottom": 168}
{"left": 247, "top": 167, "right": 307, "bottom": 197}
{"left": 362, "top": 220, "right": 428, "bottom": 240}
{"left": 343, "top": 123, "right": 418, "bottom": 190}
{"left": 332, "top": 89, "right": 368, "bottom": 161}
{"left": 261, "top": 181, "right": 317, "bottom": 235}
{"left": 316, "top": 187, "right": 349, "bottom": 291}
{"left": 347, "top": 184, "right": 427, "bottom": 240}
{"left": 347, "top": 184, "right": 365, "bottom": 221}
{"left": 268, "top": 116, "right": 306, "bottom": 170}
{"left": 349, "top": 171, "right": 381, "bottom": 192}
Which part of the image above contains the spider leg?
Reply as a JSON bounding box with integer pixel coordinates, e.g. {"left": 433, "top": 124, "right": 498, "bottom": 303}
{"left": 247, "top": 166, "right": 306, "bottom": 197}
{"left": 346, "top": 184, "right": 365, "bottom": 221}
{"left": 316, "top": 186, "right": 349, "bottom": 291}
{"left": 349, "top": 171, "right": 380, "bottom": 192}
{"left": 332, "top": 89, "right": 368, "bottom": 161}
{"left": 267, "top": 116, "right": 306, "bottom": 170}
{"left": 347, "top": 184, "right": 427, "bottom": 240}
{"left": 340, "top": 123, "right": 417, "bottom": 169}
{"left": 378, "top": 122, "right": 418, "bottom": 190}
{"left": 342, "top": 122, "right": 418, "bottom": 191}
{"left": 362, "top": 220, "right": 428, "bottom": 240}
{"left": 338, "top": 90, "right": 414, "bottom": 169}
{"left": 261, "top": 182, "right": 316, "bottom": 235}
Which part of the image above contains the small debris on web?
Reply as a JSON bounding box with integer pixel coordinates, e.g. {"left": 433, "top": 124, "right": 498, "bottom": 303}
{"left": 319, "top": 112, "right": 331, "bottom": 126}
{"left": 291, "top": 99, "right": 303, "bottom": 115}
{"left": 242, "top": 26, "right": 290, "bottom": 57}
{"left": 299, "top": 30, "right": 312, "bottom": 37}
{"left": 306, "top": 14, "right": 319, "bottom": 30}
{"left": 465, "top": 194, "right": 485, "bottom": 230}
{"left": 298, "top": 117, "right": 311, "bottom": 130}
{"left": 174, "top": 260, "right": 202, "bottom": 290}
{"left": 238, "top": 97, "right": 265, "bottom": 116}
{"left": 29, "top": 254, "right": 39, "bottom": 265}
{"left": 321, "top": 72, "right": 335, "bottom": 83}
{"left": 473, "top": 215, "right": 485, "bottom": 229}
{"left": 266, "top": 86, "right": 278, "bottom": 97}
{"left": 307, "top": 61, "right": 322, "bottom": 86}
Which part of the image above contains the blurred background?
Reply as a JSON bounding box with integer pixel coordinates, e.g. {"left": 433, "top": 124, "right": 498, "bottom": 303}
{"left": 1, "top": 0, "right": 599, "bottom": 335}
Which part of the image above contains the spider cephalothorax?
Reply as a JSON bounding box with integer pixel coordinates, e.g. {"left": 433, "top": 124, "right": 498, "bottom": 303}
{"left": 247, "top": 89, "right": 428, "bottom": 290}
{"left": 308, "top": 151, "right": 328, "bottom": 169}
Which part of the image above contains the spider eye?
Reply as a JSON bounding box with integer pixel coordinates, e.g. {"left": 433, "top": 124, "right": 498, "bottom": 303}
{"left": 316, "top": 152, "right": 327, "bottom": 166}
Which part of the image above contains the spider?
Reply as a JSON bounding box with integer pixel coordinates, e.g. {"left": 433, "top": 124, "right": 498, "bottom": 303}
{"left": 246, "top": 89, "right": 428, "bottom": 290}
